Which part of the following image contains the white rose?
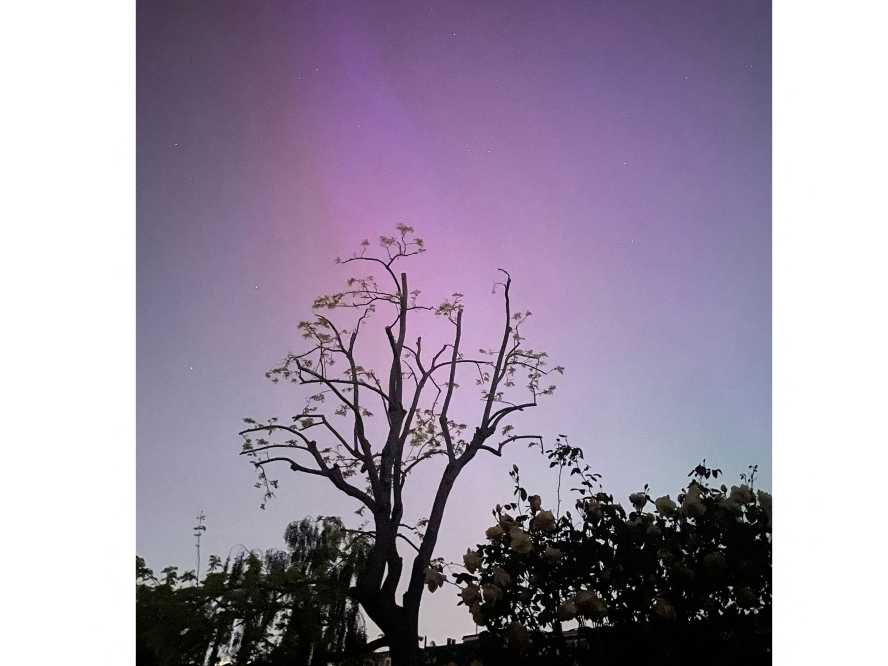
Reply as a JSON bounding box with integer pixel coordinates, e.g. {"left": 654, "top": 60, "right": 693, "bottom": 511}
{"left": 757, "top": 490, "right": 772, "bottom": 525}
{"left": 653, "top": 597, "right": 676, "bottom": 620}
{"left": 463, "top": 549, "right": 483, "bottom": 573}
{"left": 424, "top": 566, "right": 445, "bottom": 592}
{"left": 680, "top": 486, "right": 707, "bottom": 518}
{"left": 584, "top": 498, "right": 602, "bottom": 517}
{"left": 469, "top": 602, "right": 486, "bottom": 626}
{"left": 461, "top": 583, "right": 482, "bottom": 605}
{"left": 506, "top": 621, "right": 531, "bottom": 650}
{"left": 730, "top": 484, "right": 754, "bottom": 505}
{"left": 498, "top": 513, "right": 517, "bottom": 530}
{"left": 629, "top": 492, "right": 647, "bottom": 511}
{"left": 481, "top": 583, "right": 502, "bottom": 604}
{"left": 485, "top": 525, "right": 505, "bottom": 540}
{"left": 682, "top": 500, "right": 706, "bottom": 518}
{"left": 574, "top": 590, "right": 607, "bottom": 619}
{"left": 530, "top": 510, "right": 556, "bottom": 532}
{"left": 655, "top": 495, "right": 677, "bottom": 517}
{"left": 509, "top": 529, "right": 533, "bottom": 554}
{"left": 492, "top": 566, "right": 511, "bottom": 587}
{"left": 718, "top": 496, "right": 742, "bottom": 514}
{"left": 626, "top": 515, "right": 644, "bottom": 529}
{"left": 557, "top": 600, "right": 577, "bottom": 621}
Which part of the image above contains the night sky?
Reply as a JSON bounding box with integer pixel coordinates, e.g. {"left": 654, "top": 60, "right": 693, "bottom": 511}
{"left": 138, "top": 0, "right": 771, "bottom": 642}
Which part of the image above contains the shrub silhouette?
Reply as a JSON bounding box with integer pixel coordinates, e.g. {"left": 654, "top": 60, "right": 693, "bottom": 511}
{"left": 451, "top": 441, "right": 771, "bottom": 664}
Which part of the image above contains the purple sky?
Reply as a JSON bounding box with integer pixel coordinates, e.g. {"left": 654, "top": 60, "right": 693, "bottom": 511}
{"left": 138, "top": 0, "right": 770, "bottom": 643}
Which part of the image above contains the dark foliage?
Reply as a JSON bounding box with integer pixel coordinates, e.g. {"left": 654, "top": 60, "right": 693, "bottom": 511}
{"left": 450, "top": 441, "right": 771, "bottom": 665}
{"left": 136, "top": 517, "right": 371, "bottom": 666}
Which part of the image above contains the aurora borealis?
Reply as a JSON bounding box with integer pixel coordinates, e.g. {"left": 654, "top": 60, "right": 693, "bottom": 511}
{"left": 138, "top": 0, "right": 771, "bottom": 641}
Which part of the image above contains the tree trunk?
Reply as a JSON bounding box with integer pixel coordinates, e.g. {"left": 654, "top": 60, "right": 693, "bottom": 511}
{"left": 353, "top": 463, "right": 472, "bottom": 665}
{"left": 387, "top": 630, "right": 421, "bottom": 666}
{"left": 353, "top": 563, "right": 420, "bottom": 666}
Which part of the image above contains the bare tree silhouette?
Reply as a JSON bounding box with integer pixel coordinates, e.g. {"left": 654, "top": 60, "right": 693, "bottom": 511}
{"left": 240, "top": 226, "right": 561, "bottom": 664}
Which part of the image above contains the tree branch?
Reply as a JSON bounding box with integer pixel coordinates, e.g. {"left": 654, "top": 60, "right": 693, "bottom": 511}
{"left": 481, "top": 269, "right": 512, "bottom": 429}
{"left": 476, "top": 435, "right": 543, "bottom": 457}
{"left": 248, "top": 442, "right": 377, "bottom": 511}
{"left": 438, "top": 308, "right": 463, "bottom": 461}
{"left": 489, "top": 401, "right": 537, "bottom": 430}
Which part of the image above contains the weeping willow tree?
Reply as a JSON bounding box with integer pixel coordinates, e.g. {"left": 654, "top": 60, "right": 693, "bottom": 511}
{"left": 136, "top": 516, "right": 370, "bottom": 666}
{"left": 240, "top": 225, "right": 560, "bottom": 665}
{"left": 259, "top": 516, "right": 371, "bottom": 665}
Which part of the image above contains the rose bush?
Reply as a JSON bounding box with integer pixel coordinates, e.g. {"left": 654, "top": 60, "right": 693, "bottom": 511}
{"left": 449, "top": 441, "right": 771, "bottom": 663}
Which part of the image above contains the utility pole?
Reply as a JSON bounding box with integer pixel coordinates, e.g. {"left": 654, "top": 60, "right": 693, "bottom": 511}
{"left": 194, "top": 511, "right": 206, "bottom": 584}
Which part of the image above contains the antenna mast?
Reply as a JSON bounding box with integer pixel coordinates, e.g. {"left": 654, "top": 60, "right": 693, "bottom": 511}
{"left": 193, "top": 510, "right": 206, "bottom": 584}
